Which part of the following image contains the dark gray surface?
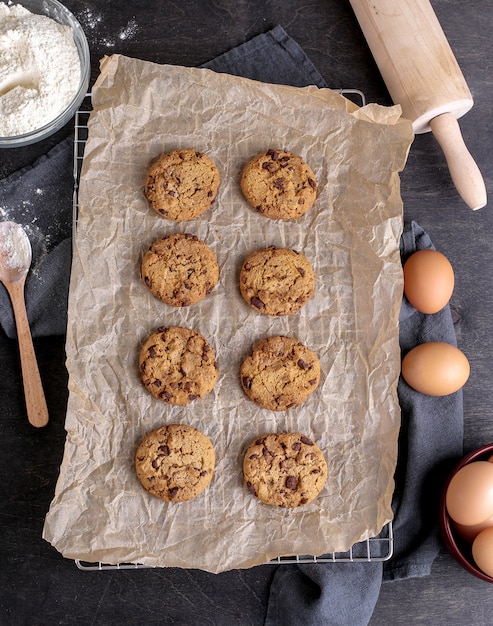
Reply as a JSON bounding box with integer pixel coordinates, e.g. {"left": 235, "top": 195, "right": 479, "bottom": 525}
{"left": 1, "top": 1, "right": 492, "bottom": 624}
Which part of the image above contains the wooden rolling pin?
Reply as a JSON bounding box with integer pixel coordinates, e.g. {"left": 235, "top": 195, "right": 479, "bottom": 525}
{"left": 349, "top": 0, "right": 487, "bottom": 210}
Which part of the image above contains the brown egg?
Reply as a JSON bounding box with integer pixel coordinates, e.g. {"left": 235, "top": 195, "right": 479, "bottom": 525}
{"left": 403, "top": 249, "right": 454, "bottom": 314}
{"left": 472, "top": 527, "right": 493, "bottom": 578}
{"left": 401, "top": 342, "right": 470, "bottom": 396}
{"left": 446, "top": 461, "right": 493, "bottom": 526}
{"left": 453, "top": 515, "right": 493, "bottom": 543}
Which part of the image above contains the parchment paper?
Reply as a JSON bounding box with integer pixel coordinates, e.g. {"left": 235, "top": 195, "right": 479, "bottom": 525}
{"left": 43, "top": 54, "right": 414, "bottom": 573}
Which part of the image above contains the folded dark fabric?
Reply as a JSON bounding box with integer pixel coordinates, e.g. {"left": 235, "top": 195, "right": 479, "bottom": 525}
{"left": 0, "top": 137, "right": 73, "bottom": 338}
{"left": 265, "top": 561, "right": 384, "bottom": 626}
{"left": 204, "top": 24, "right": 329, "bottom": 89}
{"left": 0, "top": 25, "right": 463, "bottom": 626}
{"left": 387, "top": 221, "right": 464, "bottom": 581}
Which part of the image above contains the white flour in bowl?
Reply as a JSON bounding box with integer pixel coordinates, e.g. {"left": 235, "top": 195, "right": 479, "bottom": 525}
{"left": 0, "top": 2, "right": 81, "bottom": 137}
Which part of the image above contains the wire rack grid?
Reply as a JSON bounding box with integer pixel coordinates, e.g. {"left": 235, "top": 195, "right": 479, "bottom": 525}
{"left": 71, "top": 88, "right": 394, "bottom": 571}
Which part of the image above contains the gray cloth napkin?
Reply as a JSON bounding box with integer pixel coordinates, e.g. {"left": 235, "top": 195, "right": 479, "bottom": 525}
{"left": 0, "top": 137, "right": 73, "bottom": 337}
{"left": 0, "top": 25, "right": 463, "bottom": 626}
{"left": 389, "top": 222, "right": 463, "bottom": 582}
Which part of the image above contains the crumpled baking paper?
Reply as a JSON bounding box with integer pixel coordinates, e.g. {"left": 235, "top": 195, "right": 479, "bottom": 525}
{"left": 43, "top": 54, "right": 414, "bottom": 572}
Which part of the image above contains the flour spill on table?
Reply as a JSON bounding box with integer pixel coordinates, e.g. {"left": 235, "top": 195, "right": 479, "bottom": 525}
{"left": 76, "top": 8, "right": 138, "bottom": 48}
{"left": 118, "top": 18, "right": 138, "bottom": 41}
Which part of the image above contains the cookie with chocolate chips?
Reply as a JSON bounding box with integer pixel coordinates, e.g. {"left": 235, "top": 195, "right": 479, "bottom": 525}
{"left": 243, "top": 432, "right": 327, "bottom": 507}
{"left": 144, "top": 148, "right": 220, "bottom": 221}
{"left": 240, "top": 335, "right": 320, "bottom": 411}
{"left": 139, "top": 326, "right": 218, "bottom": 406}
{"left": 240, "top": 246, "right": 315, "bottom": 316}
{"left": 141, "top": 233, "right": 219, "bottom": 307}
{"left": 135, "top": 424, "right": 215, "bottom": 502}
{"left": 240, "top": 149, "right": 317, "bottom": 220}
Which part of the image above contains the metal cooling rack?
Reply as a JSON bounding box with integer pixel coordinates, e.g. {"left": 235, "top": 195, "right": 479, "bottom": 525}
{"left": 72, "top": 88, "right": 394, "bottom": 571}
{"left": 75, "top": 522, "right": 393, "bottom": 570}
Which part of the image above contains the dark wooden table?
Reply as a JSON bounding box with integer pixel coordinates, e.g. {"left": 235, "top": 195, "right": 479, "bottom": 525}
{"left": 1, "top": 1, "right": 492, "bottom": 623}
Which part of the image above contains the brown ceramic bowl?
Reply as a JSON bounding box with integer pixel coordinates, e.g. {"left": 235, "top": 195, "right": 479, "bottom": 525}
{"left": 439, "top": 443, "right": 493, "bottom": 583}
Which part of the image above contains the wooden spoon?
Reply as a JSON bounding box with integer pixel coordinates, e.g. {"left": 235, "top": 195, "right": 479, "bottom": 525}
{"left": 0, "top": 222, "right": 48, "bottom": 427}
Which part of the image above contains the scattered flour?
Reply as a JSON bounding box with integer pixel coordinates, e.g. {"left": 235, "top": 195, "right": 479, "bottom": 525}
{"left": 76, "top": 7, "right": 138, "bottom": 48}
{"left": 119, "top": 18, "right": 138, "bottom": 41}
{"left": 0, "top": 2, "right": 81, "bottom": 137}
{"left": 77, "top": 7, "right": 102, "bottom": 31}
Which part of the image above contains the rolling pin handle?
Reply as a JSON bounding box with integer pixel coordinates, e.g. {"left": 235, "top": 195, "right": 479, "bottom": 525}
{"left": 429, "top": 113, "right": 487, "bottom": 210}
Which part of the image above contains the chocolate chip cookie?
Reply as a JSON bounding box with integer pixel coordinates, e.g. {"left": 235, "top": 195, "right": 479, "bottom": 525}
{"left": 139, "top": 326, "right": 218, "bottom": 405}
{"left": 240, "top": 246, "right": 315, "bottom": 316}
{"left": 240, "top": 149, "right": 317, "bottom": 220}
{"left": 141, "top": 233, "right": 219, "bottom": 307}
{"left": 243, "top": 432, "right": 327, "bottom": 507}
{"left": 240, "top": 335, "right": 320, "bottom": 411}
{"left": 135, "top": 424, "right": 215, "bottom": 502}
{"left": 144, "top": 149, "right": 220, "bottom": 221}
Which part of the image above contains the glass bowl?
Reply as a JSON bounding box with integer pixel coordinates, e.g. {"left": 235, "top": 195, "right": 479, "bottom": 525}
{"left": 439, "top": 443, "right": 493, "bottom": 583}
{"left": 0, "top": 0, "right": 90, "bottom": 148}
